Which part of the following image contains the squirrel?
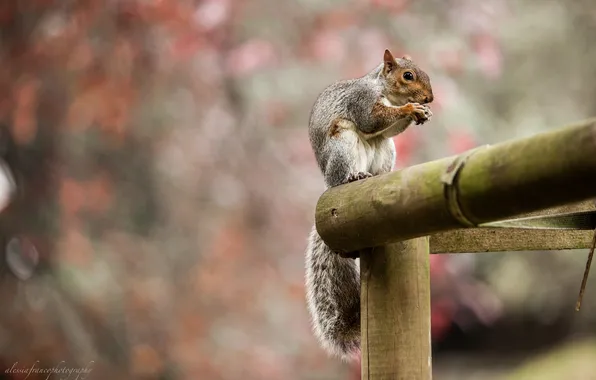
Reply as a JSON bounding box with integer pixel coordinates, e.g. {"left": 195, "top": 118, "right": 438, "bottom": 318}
{"left": 305, "top": 49, "right": 434, "bottom": 360}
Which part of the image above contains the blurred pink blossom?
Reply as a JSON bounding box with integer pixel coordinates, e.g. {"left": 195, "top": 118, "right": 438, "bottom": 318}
{"left": 432, "top": 298, "right": 457, "bottom": 341}
{"left": 473, "top": 33, "right": 502, "bottom": 79}
{"left": 251, "top": 346, "right": 290, "bottom": 380}
{"left": 310, "top": 30, "right": 346, "bottom": 63}
{"left": 424, "top": 77, "right": 460, "bottom": 113}
{"left": 393, "top": 130, "right": 419, "bottom": 168}
{"left": 286, "top": 131, "right": 316, "bottom": 165}
{"left": 356, "top": 28, "right": 391, "bottom": 69}
{"left": 455, "top": 281, "right": 504, "bottom": 328}
{"left": 194, "top": 0, "right": 230, "bottom": 31}
{"left": 430, "top": 254, "right": 448, "bottom": 277}
{"left": 226, "top": 39, "right": 278, "bottom": 76}
{"left": 263, "top": 100, "right": 289, "bottom": 127}
{"left": 448, "top": 129, "right": 477, "bottom": 154}
{"left": 449, "top": 1, "right": 508, "bottom": 35}
{"left": 368, "top": 0, "right": 409, "bottom": 13}
{"left": 171, "top": 32, "right": 205, "bottom": 61}
{"left": 438, "top": 49, "right": 464, "bottom": 76}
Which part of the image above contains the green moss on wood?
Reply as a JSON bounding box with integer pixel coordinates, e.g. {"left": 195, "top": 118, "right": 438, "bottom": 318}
{"left": 316, "top": 119, "right": 596, "bottom": 252}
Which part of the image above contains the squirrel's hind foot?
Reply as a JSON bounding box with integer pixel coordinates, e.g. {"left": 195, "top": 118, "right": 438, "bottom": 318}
{"left": 346, "top": 171, "right": 373, "bottom": 183}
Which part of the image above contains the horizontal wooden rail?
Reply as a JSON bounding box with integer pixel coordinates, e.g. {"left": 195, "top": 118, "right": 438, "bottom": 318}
{"left": 316, "top": 119, "right": 596, "bottom": 253}
{"left": 431, "top": 200, "right": 596, "bottom": 253}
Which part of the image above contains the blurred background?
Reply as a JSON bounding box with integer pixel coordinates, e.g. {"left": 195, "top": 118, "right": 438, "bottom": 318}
{"left": 0, "top": 0, "right": 595, "bottom": 379}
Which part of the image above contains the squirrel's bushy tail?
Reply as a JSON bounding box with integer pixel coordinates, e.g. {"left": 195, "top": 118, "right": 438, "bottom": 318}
{"left": 305, "top": 225, "right": 361, "bottom": 360}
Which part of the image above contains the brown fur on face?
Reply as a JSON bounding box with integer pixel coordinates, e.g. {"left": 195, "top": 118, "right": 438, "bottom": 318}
{"left": 381, "top": 49, "right": 434, "bottom": 106}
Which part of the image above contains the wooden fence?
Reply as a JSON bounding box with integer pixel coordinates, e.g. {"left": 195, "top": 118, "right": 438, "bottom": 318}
{"left": 315, "top": 119, "right": 596, "bottom": 379}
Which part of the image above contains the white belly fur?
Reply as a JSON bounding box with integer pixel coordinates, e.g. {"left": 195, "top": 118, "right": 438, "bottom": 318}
{"left": 340, "top": 122, "right": 394, "bottom": 176}
{"left": 355, "top": 137, "right": 391, "bottom": 175}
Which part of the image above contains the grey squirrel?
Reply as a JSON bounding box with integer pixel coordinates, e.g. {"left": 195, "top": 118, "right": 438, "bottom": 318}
{"left": 305, "top": 49, "right": 434, "bottom": 360}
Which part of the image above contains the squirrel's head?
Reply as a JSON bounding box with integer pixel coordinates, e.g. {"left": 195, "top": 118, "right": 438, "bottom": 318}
{"left": 381, "top": 49, "right": 434, "bottom": 106}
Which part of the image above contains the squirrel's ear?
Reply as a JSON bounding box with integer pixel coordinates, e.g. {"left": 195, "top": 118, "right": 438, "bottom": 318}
{"left": 383, "top": 49, "right": 396, "bottom": 74}
{"left": 402, "top": 54, "right": 412, "bottom": 61}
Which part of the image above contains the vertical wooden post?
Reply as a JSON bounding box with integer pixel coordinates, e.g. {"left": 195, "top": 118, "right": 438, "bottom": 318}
{"left": 360, "top": 237, "right": 432, "bottom": 380}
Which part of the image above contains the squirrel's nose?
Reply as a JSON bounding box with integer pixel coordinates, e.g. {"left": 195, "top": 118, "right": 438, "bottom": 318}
{"left": 424, "top": 94, "right": 434, "bottom": 104}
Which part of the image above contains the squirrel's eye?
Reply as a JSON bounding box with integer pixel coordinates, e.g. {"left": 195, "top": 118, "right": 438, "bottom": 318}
{"left": 403, "top": 71, "right": 414, "bottom": 81}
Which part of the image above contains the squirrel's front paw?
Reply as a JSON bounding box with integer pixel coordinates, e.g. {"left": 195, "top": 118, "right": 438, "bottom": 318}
{"left": 404, "top": 103, "right": 432, "bottom": 125}
{"left": 346, "top": 171, "right": 373, "bottom": 183}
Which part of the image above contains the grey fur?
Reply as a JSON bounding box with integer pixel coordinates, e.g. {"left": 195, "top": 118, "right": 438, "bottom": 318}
{"left": 305, "top": 57, "right": 433, "bottom": 360}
